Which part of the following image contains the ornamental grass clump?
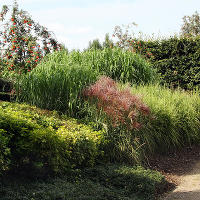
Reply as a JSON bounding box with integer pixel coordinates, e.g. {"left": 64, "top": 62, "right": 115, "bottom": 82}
{"left": 83, "top": 76, "right": 151, "bottom": 164}
{"left": 131, "top": 84, "right": 200, "bottom": 154}
{"left": 83, "top": 76, "right": 150, "bottom": 130}
{"left": 68, "top": 47, "right": 159, "bottom": 85}
{"left": 16, "top": 50, "right": 99, "bottom": 117}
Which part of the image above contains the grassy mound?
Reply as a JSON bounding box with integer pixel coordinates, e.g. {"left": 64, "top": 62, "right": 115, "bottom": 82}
{"left": 16, "top": 50, "right": 99, "bottom": 116}
{"left": 15, "top": 48, "right": 159, "bottom": 116}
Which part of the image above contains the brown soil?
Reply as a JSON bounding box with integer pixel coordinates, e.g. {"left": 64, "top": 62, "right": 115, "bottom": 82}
{"left": 147, "top": 145, "right": 200, "bottom": 199}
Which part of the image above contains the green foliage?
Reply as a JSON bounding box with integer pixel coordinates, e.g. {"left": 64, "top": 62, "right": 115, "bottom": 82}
{"left": 0, "top": 129, "right": 10, "bottom": 174}
{"left": 130, "top": 84, "right": 200, "bottom": 154}
{"left": 102, "top": 33, "right": 114, "bottom": 48}
{"left": 0, "top": 101, "right": 105, "bottom": 175}
{"left": 0, "top": 164, "right": 166, "bottom": 200}
{"left": 132, "top": 36, "right": 200, "bottom": 90}
{"left": 16, "top": 48, "right": 158, "bottom": 117}
{"left": 16, "top": 50, "right": 99, "bottom": 116}
{"left": 181, "top": 11, "right": 200, "bottom": 37}
{"left": 87, "top": 38, "right": 103, "bottom": 50}
{"left": 87, "top": 33, "right": 114, "bottom": 50}
{"left": 0, "top": 0, "right": 61, "bottom": 73}
{"left": 68, "top": 47, "right": 159, "bottom": 85}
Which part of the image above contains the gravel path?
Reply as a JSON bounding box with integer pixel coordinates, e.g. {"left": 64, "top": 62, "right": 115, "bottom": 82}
{"left": 161, "top": 160, "right": 200, "bottom": 200}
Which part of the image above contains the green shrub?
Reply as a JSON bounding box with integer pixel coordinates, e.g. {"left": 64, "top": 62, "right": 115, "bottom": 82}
{"left": 0, "top": 101, "right": 105, "bottom": 175}
{"left": 0, "top": 129, "right": 10, "bottom": 174}
{"left": 16, "top": 50, "right": 99, "bottom": 116}
{"left": 132, "top": 36, "right": 200, "bottom": 90}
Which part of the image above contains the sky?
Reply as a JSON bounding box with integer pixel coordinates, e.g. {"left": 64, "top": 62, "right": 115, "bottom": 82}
{"left": 0, "top": 0, "right": 200, "bottom": 50}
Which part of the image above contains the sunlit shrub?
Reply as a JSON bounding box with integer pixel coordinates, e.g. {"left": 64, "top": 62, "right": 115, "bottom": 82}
{"left": 0, "top": 102, "right": 105, "bottom": 175}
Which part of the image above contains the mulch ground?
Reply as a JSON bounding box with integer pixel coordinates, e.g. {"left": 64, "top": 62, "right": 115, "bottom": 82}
{"left": 147, "top": 145, "right": 200, "bottom": 192}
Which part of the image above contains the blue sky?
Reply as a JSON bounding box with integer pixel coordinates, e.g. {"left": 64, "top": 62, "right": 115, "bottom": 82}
{"left": 1, "top": 0, "right": 200, "bottom": 50}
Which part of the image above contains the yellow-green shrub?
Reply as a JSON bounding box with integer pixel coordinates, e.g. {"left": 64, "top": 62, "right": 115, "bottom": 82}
{"left": 0, "top": 102, "right": 105, "bottom": 175}
{"left": 0, "top": 129, "right": 10, "bottom": 174}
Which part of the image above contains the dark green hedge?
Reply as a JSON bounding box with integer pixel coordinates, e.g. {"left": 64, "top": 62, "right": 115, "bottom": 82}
{"left": 132, "top": 36, "right": 200, "bottom": 90}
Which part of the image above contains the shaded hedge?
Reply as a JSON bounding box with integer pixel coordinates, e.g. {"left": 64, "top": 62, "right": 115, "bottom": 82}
{"left": 132, "top": 36, "right": 200, "bottom": 90}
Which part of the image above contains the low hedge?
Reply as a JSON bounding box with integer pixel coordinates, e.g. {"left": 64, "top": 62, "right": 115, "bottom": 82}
{"left": 0, "top": 102, "right": 105, "bottom": 175}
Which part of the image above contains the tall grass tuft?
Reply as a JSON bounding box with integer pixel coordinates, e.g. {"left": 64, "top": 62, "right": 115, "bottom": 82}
{"left": 130, "top": 84, "right": 200, "bottom": 154}
{"left": 82, "top": 76, "right": 152, "bottom": 164}
{"left": 15, "top": 48, "right": 158, "bottom": 117}
{"left": 68, "top": 47, "right": 160, "bottom": 85}
{"left": 16, "top": 50, "right": 99, "bottom": 117}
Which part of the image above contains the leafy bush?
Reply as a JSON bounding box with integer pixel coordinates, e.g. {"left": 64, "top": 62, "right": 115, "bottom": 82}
{"left": 16, "top": 50, "right": 99, "bottom": 116}
{"left": 0, "top": 101, "right": 105, "bottom": 175}
{"left": 130, "top": 36, "right": 200, "bottom": 90}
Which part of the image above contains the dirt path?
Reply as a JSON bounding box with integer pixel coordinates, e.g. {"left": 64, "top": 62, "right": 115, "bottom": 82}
{"left": 161, "top": 160, "right": 200, "bottom": 200}
{"left": 147, "top": 145, "right": 200, "bottom": 200}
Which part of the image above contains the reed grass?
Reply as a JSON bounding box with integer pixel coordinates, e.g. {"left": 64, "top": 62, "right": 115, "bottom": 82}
{"left": 16, "top": 48, "right": 158, "bottom": 117}
{"left": 16, "top": 50, "right": 99, "bottom": 117}
{"left": 130, "top": 84, "right": 200, "bottom": 154}
{"left": 102, "top": 84, "right": 200, "bottom": 164}
{"left": 68, "top": 47, "right": 159, "bottom": 85}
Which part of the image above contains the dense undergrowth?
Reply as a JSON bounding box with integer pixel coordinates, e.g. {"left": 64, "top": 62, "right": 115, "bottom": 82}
{"left": 0, "top": 164, "right": 166, "bottom": 200}
{"left": 0, "top": 101, "right": 166, "bottom": 200}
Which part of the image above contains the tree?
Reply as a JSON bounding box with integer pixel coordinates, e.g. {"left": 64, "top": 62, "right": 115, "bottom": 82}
{"left": 0, "top": 0, "right": 61, "bottom": 73}
{"left": 181, "top": 11, "right": 200, "bottom": 37}
{"left": 112, "top": 22, "right": 138, "bottom": 49}
{"left": 102, "top": 33, "right": 114, "bottom": 48}
{"left": 87, "top": 38, "right": 102, "bottom": 50}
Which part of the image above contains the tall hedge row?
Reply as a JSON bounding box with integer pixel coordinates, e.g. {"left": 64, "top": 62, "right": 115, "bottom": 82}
{"left": 134, "top": 36, "right": 200, "bottom": 90}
